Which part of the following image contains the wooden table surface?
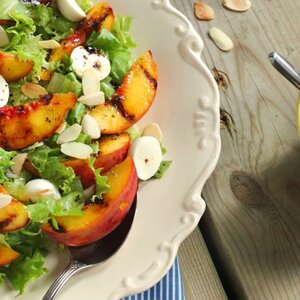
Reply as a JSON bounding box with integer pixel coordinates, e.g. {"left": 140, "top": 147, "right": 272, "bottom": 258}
{"left": 173, "top": 0, "right": 300, "bottom": 299}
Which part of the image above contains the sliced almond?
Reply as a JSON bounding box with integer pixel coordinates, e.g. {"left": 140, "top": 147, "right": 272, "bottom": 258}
{"left": 0, "top": 25, "right": 9, "bottom": 47}
{"left": 78, "top": 91, "right": 105, "bottom": 106}
{"left": 81, "top": 114, "right": 101, "bottom": 139}
{"left": 21, "top": 83, "right": 48, "bottom": 99}
{"left": 11, "top": 153, "right": 28, "bottom": 175}
{"left": 55, "top": 121, "right": 67, "bottom": 134}
{"left": 82, "top": 69, "right": 101, "bottom": 96}
{"left": 194, "top": 2, "right": 215, "bottom": 20}
{"left": 57, "top": 124, "right": 82, "bottom": 145}
{"left": 222, "top": 0, "right": 251, "bottom": 12}
{"left": 209, "top": 27, "right": 233, "bottom": 51}
{"left": 38, "top": 39, "right": 61, "bottom": 49}
{"left": 142, "top": 123, "right": 163, "bottom": 143}
{"left": 61, "top": 142, "right": 93, "bottom": 159}
{"left": 0, "top": 193, "right": 12, "bottom": 209}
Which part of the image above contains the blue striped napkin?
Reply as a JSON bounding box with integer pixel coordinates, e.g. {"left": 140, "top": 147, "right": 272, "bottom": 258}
{"left": 122, "top": 257, "right": 185, "bottom": 300}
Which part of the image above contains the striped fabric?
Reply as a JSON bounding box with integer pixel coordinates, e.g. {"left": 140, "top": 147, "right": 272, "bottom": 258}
{"left": 122, "top": 257, "right": 185, "bottom": 300}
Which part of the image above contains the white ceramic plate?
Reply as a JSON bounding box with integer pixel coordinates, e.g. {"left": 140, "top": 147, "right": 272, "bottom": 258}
{"left": 2, "top": 1, "right": 220, "bottom": 299}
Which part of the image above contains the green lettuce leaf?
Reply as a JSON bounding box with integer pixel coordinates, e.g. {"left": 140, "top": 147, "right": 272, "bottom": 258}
{"left": 0, "top": 1, "right": 30, "bottom": 20}
{"left": 66, "top": 103, "right": 87, "bottom": 125}
{"left": 54, "top": 55, "right": 73, "bottom": 75}
{"left": 109, "top": 49, "right": 133, "bottom": 84}
{"left": 3, "top": 170, "right": 32, "bottom": 200}
{"left": 0, "top": 2, "right": 74, "bottom": 77}
{"left": 126, "top": 125, "right": 141, "bottom": 142}
{"left": 154, "top": 160, "right": 172, "bottom": 179}
{"left": 88, "top": 158, "right": 110, "bottom": 201}
{"left": 0, "top": 223, "right": 50, "bottom": 294}
{"left": 1, "top": 3, "right": 49, "bottom": 76}
{"left": 88, "top": 28, "right": 121, "bottom": 51}
{"left": 39, "top": 161, "right": 82, "bottom": 195}
{"left": 28, "top": 146, "right": 84, "bottom": 195}
{"left": 75, "top": 133, "right": 99, "bottom": 154}
{"left": 0, "top": 272, "right": 6, "bottom": 285}
{"left": 100, "top": 76, "right": 115, "bottom": 99}
{"left": 47, "top": 72, "right": 82, "bottom": 97}
{"left": 7, "top": 79, "right": 31, "bottom": 106}
{"left": 0, "top": 148, "right": 15, "bottom": 184}
{"left": 0, "top": 234, "right": 10, "bottom": 248}
{"left": 30, "top": 5, "right": 74, "bottom": 41}
{"left": 27, "top": 147, "right": 64, "bottom": 174}
{"left": 75, "top": 0, "right": 91, "bottom": 12}
{"left": 113, "top": 16, "right": 137, "bottom": 49}
{"left": 27, "top": 192, "right": 84, "bottom": 225}
{"left": 87, "top": 15, "right": 136, "bottom": 84}
{"left": 1, "top": 251, "right": 47, "bottom": 295}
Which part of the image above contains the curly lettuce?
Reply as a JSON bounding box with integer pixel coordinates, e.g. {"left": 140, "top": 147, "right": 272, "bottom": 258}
{"left": 0, "top": 1, "right": 74, "bottom": 77}
{"left": 0, "top": 223, "right": 50, "bottom": 294}
{"left": 0, "top": 148, "right": 15, "bottom": 184}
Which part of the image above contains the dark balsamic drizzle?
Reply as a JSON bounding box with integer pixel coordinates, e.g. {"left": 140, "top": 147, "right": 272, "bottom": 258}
{"left": 84, "top": 45, "right": 98, "bottom": 55}
{"left": 40, "top": 93, "right": 53, "bottom": 104}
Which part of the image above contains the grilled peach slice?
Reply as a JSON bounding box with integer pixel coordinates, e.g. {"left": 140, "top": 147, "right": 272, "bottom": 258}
{"left": 0, "top": 245, "right": 20, "bottom": 266}
{"left": 89, "top": 51, "right": 158, "bottom": 134}
{"left": 64, "top": 132, "right": 131, "bottom": 187}
{"left": 0, "top": 51, "right": 34, "bottom": 82}
{"left": 0, "top": 93, "right": 76, "bottom": 150}
{"left": 40, "top": 2, "right": 114, "bottom": 80}
{"left": 94, "top": 133, "right": 131, "bottom": 170}
{"left": 42, "top": 156, "right": 138, "bottom": 246}
{"left": 0, "top": 186, "right": 29, "bottom": 233}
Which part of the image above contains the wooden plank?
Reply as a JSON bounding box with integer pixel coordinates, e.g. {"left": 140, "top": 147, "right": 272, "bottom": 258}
{"left": 178, "top": 227, "right": 227, "bottom": 300}
{"left": 172, "top": 0, "right": 300, "bottom": 299}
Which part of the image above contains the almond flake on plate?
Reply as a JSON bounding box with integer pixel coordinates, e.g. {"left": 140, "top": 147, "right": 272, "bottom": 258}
{"left": 61, "top": 142, "right": 93, "bottom": 159}
{"left": 222, "top": 0, "right": 251, "bottom": 12}
{"left": 194, "top": 2, "right": 215, "bottom": 20}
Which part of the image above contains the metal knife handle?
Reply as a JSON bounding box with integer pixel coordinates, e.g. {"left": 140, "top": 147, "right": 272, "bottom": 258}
{"left": 269, "top": 52, "right": 300, "bottom": 90}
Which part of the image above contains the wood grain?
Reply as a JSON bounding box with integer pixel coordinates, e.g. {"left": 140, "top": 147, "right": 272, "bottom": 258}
{"left": 178, "top": 228, "right": 227, "bottom": 300}
{"left": 172, "top": 0, "right": 300, "bottom": 299}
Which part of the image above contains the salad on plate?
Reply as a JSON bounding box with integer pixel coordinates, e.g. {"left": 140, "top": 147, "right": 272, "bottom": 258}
{"left": 0, "top": 0, "right": 171, "bottom": 294}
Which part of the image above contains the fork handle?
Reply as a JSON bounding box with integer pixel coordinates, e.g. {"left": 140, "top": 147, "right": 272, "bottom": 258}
{"left": 43, "top": 260, "right": 89, "bottom": 300}
{"left": 269, "top": 52, "right": 300, "bottom": 90}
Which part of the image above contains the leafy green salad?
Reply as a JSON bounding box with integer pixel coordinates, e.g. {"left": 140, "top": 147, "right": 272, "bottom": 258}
{"left": 0, "top": 0, "right": 171, "bottom": 295}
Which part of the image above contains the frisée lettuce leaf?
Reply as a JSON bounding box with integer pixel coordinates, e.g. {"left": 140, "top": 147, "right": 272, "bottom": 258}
{"left": 0, "top": 148, "right": 15, "bottom": 184}
{"left": 26, "top": 192, "right": 84, "bottom": 225}
{"left": 0, "top": 223, "right": 50, "bottom": 294}
{"left": 88, "top": 158, "right": 110, "bottom": 201}
{"left": 0, "top": 1, "right": 74, "bottom": 77}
